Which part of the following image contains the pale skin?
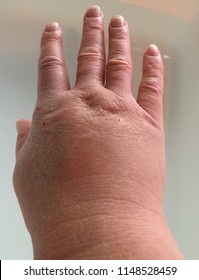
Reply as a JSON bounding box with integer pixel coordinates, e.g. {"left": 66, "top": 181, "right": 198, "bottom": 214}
{"left": 13, "top": 6, "right": 183, "bottom": 259}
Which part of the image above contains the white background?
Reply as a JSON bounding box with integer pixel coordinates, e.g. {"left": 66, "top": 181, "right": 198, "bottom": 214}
{"left": 1, "top": 0, "right": 199, "bottom": 259}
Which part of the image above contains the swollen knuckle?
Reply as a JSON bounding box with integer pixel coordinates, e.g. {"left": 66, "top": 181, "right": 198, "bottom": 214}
{"left": 145, "top": 61, "right": 164, "bottom": 76}
{"left": 42, "top": 31, "right": 61, "bottom": 43}
{"left": 39, "top": 55, "right": 64, "bottom": 70}
{"left": 78, "top": 46, "right": 103, "bottom": 61}
{"left": 107, "top": 58, "right": 132, "bottom": 71}
{"left": 139, "top": 78, "right": 161, "bottom": 95}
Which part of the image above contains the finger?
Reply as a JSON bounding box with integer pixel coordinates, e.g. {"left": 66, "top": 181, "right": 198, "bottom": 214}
{"left": 15, "top": 119, "right": 31, "bottom": 159}
{"left": 137, "top": 44, "right": 164, "bottom": 126}
{"left": 38, "top": 22, "right": 70, "bottom": 102}
{"left": 106, "top": 16, "right": 133, "bottom": 97}
{"left": 75, "top": 6, "right": 105, "bottom": 86}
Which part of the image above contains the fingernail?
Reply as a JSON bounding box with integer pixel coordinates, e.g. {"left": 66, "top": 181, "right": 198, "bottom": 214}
{"left": 147, "top": 44, "right": 159, "bottom": 56}
{"left": 86, "top": 5, "right": 102, "bottom": 17}
{"left": 111, "top": 15, "right": 125, "bottom": 27}
{"left": 45, "top": 22, "right": 59, "bottom": 32}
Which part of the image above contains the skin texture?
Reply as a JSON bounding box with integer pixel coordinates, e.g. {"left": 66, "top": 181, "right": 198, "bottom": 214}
{"left": 13, "top": 6, "right": 183, "bottom": 259}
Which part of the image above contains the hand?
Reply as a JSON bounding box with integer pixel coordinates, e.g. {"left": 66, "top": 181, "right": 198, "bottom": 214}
{"left": 13, "top": 6, "right": 183, "bottom": 259}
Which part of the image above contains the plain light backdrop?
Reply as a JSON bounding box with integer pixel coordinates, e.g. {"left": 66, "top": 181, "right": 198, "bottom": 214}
{"left": 1, "top": 0, "right": 199, "bottom": 259}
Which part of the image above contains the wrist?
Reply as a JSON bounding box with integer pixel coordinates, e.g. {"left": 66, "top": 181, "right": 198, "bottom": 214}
{"left": 32, "top": 207, "right": 183, "bottom": 260}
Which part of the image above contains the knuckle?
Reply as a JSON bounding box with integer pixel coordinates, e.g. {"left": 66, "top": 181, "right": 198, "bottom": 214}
{"left": 39, "top": 55, "right": 65, "bottom": 70}
{"left": 110, "top": 27, "right": 128, "bottom": 40}
{"left": 107, "top": 58, "right": 132, "bottom": 72}
{"left": 139, "top": 78, "right": 162, "bottom": 95}
{"left": 84, "top": 16, "right": 104, "bottom": 30}
{"left": 42, "top": 31, "right": 61, "bottom": 43}
{"left": 144, "top": 61, "right": 164, "bottom": 75}
{"left": 78, "top": 46, "right": 104, "bottom": 62}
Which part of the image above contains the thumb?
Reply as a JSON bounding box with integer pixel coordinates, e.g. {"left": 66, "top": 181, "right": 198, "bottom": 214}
{"left": 16, "top": 119, "right": 31, "bottom": 159}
